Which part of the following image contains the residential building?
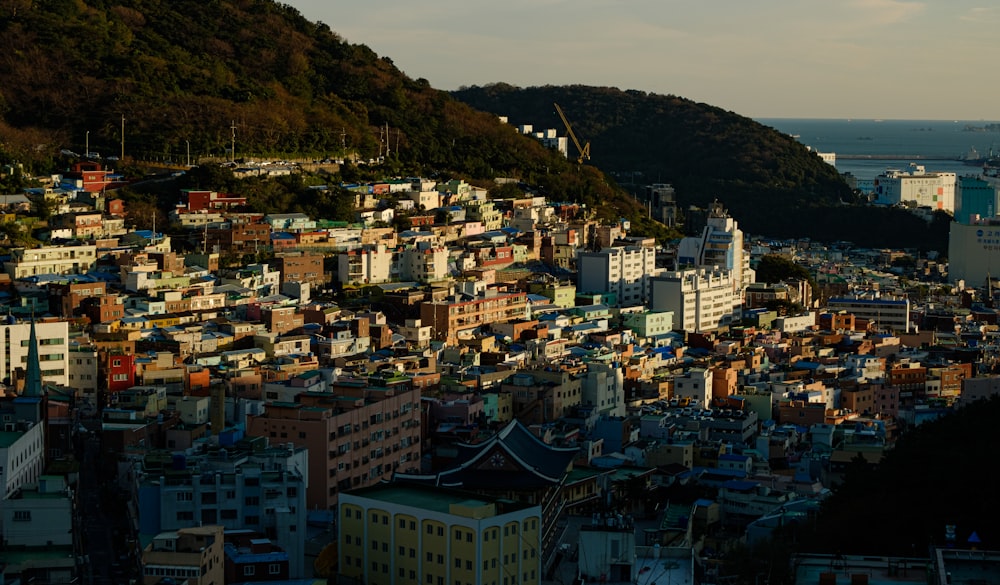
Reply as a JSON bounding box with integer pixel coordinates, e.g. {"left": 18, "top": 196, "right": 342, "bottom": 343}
{"left": 136, "top": 452, "right": 307, "bottom": 578}
{"left": 676, "top": 201, "right": 751, "bottom": 312}
{"left": 339, "top": 245, "right": 394, "bottom": 285}
{"left": 338, "top": 482, "right": 542, "bottom": 585}
{"left": 650, "top": 268, "right": 736, "bottom": 332}
{"left": 274, "top": 252, "right": 325, "bottom": 287}
{"left": 245, "top": 384, "right": 422, "bottom": 511}
{"left": 141, "top": 525, "right": 225, "bottom": 585}
{"left": 577, "top": 244, "right": 657, "bottom": 308}
{"left": 0, "top": 419, "right": 45, "bottom": 499}
{"left": 5, "top": 244, "right": 97, "bottom": 279}
{"left": 826, "top": 294, "right": 912, "bottom": 333}
{"left": 420, "top": 288, "right": 528, "bottom": 344}
{"left": 0, "top": 321, "right": 71, "bottom": 387}
{"left": 1, "top": 475, "right": 73, "bottom": 547}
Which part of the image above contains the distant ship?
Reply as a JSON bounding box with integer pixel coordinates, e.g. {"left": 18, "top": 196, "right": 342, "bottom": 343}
{"left": 959, "top": 144, "right": 1000, "bottom": 166}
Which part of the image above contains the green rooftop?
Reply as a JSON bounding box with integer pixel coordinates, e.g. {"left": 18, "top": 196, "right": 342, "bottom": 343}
{"left": 348, "top": 482, "right": 532, "bottom": 516}
{"left": 0, "top": 431, "right": 24, "bottom": 448}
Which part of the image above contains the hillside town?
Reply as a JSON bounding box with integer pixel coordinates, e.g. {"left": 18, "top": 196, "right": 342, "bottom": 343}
{"left": 2, "top": 157, "right": 999, "bottom": 585}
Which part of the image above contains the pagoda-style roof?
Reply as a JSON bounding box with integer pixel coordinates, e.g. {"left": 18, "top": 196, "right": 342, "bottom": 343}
{"left": 399, "top": 419, "right": 578, "bottom": 490}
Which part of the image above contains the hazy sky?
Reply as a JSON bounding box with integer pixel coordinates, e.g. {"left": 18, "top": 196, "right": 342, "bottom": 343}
{"left": 284, "top": 1, "right": 999, "bottom": 121}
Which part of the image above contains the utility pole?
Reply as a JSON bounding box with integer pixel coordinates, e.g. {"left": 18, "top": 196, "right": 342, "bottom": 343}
{"left": 186, "top": 140, "right": 191, "bottom": 166}
{"left": 120, "top": 115, "right": 125, "bottom": 161}
{"left": 85, "top": 130, "right": 89, "bottom": 157}
{"left": 231, "top": 120, "right": 237, "bottom": 162}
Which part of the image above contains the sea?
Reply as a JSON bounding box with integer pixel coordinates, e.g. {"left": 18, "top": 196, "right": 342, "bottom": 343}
{"left": 755, "top": 118, "right": 1000, "bottom": 181}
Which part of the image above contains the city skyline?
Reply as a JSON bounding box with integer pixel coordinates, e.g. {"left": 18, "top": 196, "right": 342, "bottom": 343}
{"left": 284, "top": 0, "right": 1000, "bottom": 121}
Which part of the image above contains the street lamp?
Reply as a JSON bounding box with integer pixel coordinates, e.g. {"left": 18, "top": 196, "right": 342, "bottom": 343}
{"left": 85, "top": 131, "right": 89, "bottom": 157}
{"left": 186, "top": 140, "right": 190, "bottom": 166}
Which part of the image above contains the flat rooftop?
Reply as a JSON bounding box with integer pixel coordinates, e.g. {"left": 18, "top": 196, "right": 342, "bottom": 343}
{"left": 793, "top": 554, "right": 930, "bottom": 585}
{"left": 345, "top": 482, "right": 534, "bottom": 516}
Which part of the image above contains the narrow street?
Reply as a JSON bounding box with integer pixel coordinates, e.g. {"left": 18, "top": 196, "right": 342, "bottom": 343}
{"left": 78, "top": 431, "right": 121, "bottom": 585}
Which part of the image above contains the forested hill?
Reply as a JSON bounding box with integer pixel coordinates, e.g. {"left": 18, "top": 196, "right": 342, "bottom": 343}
{"left": 0, "top": 0, "right": 560, "bottom": 178}
{"left": 452, "top": 83, "right": 852, "bottom": 205}
{"left": 0, "top": 2, "right": 949, "bottom": 250}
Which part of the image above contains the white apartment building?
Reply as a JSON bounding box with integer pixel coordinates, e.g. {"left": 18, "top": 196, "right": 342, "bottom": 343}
{"left": 338, "top": 244, "right": 395, "bottom": 285}
{"left": 5, "top": 244, "right": 97, "bottom": 279}
{"left": 874, "top": 165, "right": 956, "bottom": 212}
{"left": 673, "top": 368, "right": 713, "bottom": 409}
{"left": 577, "top": 245, "right": 658, "bottom": 307}
{"left": 650, "top": 268, "right": 736, "bottom": 332}
{"left": 0, "top": 321, "right": 71, "bottom": 387}
{"left": 398, "top": 243, "right": 449, "bottom": 282}
{"left": 338, "top": 243, "right": 449, "bottom": 285}
{"left": 581, "top": 360, "right": 625, "bottom": 417}
{"left": 676, "top": 203, "right": 752, "bottom": 314}
{"left": 0, "top": 421, "right": 45, "bottom": 500}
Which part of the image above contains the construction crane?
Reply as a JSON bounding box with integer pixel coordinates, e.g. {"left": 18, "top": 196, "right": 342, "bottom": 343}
{"left": 553, "top": 102, "right": 591, "bottom": 164}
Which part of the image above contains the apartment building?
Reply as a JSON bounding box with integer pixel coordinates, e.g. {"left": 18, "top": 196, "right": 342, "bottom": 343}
{"left": 5, "top": 244, "right": 97, "bottom": 279}
{"left": 577, "top": 245, "right": 657, "bottom": 307}
{"left": 420, "top": 288, "right": 528, "bottom": 344}
{"left": 141, "top": 525, "right": 225, "bottom": 585}
{"left": 245, "top": 384, "right": 422, "bottom": 510}
{"left": 274, "top": 252, "right": 325, "bottom": 287}
{"left": 826, "top": 294, "right": 911, "bottom": 333}
{"left": 136, "top": 455, "right": 307, "bottom": 577}
{"left": 338, "top": 482, "right": 542, "bottom": 585}
{"left": 0, "top": 321, "right": 71, "bottom": 387}
{"left": 650, "top": 268, "right": 736, "bottom": 332}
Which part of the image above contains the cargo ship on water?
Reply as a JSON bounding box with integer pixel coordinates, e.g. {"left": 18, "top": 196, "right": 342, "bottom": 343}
{"left": 959, "top": 145, "right": 1000, "bottom": 167}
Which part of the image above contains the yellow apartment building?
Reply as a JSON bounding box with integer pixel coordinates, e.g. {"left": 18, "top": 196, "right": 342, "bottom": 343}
{"left": 338, "top": 482, "right": 542, "bottom": 585}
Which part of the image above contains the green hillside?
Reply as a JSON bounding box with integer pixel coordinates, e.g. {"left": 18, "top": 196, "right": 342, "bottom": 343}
{"left": 0, "top": 1, "right": 950, "bottom": 250}
{"left": 453, "top": 84, "right": 952, "bottom": 251}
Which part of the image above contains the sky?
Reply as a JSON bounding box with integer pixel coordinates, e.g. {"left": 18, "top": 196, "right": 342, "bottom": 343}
{"left": 283, "top": 0, "right": 1000, "bottom": 121}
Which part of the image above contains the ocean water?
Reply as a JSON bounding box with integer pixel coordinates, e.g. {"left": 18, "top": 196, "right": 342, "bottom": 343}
{"left": 756, "top": 118, "right": 1000, "bottom": 180}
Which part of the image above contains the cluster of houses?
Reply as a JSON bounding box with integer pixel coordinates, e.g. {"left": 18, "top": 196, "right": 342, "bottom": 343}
{"left": 0, "top": 164, "right": 998, "bottom": 585}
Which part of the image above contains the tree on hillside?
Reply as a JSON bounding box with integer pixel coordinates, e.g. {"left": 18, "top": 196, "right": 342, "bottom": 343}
{"left": 755, "top": 255, "right": 814, "bottom": 287}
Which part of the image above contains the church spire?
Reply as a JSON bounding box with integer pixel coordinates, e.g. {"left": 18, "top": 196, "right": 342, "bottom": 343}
{"left": 24, "top": 317, "right": 43, "bottom": 397}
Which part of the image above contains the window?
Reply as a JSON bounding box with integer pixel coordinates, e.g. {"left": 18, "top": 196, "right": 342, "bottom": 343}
{"left": 12, "top": 510, "right": 30, "bottom": 521}
{"left": 269, "top": 564, "right": 281, "bottom": 575}
{"left": 176, "top": 492, "right": 192, "bottom": 501}
{"left": 244, "top": 566, "right": 255, "bottom": 577}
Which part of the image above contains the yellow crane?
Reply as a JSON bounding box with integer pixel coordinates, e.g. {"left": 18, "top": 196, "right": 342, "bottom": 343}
{"left": 553, "top": 102, "right": 591, "bottom": 164}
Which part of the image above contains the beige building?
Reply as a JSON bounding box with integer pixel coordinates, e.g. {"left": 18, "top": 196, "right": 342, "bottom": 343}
{"left": 5, "top": 244, "right": 97, "bottom": 279}
{"left": 141, "top": 525, "right": 224, "bottom": 585}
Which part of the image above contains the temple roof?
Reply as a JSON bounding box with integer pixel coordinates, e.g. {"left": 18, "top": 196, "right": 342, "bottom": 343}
{"left": 398, "top": 419, "right": 578, "bottom": 490}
